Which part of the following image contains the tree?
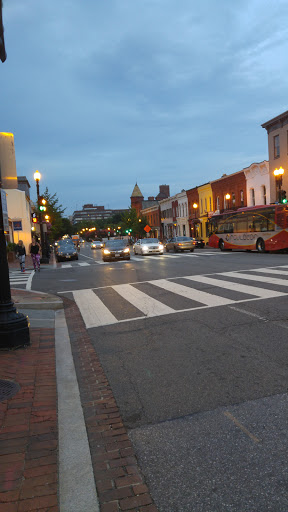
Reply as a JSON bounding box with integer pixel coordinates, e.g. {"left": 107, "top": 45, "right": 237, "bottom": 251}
{"left": 121, "top": 208, "right": 148, "bottom": 238}
{"left": 42, "top": 188, "right": 67, "bottom": 240}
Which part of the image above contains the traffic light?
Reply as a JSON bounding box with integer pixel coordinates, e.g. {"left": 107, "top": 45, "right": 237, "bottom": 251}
{"left": 31, "top": 212, "right": 38, "bottom": 223}
{"left": 281, "top": 190, "right": 287, "bottom": 204}
{"left": 38, "top": 196, "right": 47, "bottom": 211}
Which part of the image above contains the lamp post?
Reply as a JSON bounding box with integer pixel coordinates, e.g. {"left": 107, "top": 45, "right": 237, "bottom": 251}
{"left": 225, "top": 193, "right": 231, "bottom": 210}
{"left": 192, "top": 203, "right": 198, "bottom": 237}
{"left": 274, "top": 167, "right": 284, "bottom": 203}
{"left": 33, "top": 171, "right": 49, "bottom": 264}
{"left": 0, "top": 183, "right": 30, "bottom": 347}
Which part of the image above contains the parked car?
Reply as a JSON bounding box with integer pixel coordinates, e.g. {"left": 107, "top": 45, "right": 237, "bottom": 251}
{"left": 194, "top": 238, "right": 205, "bottom": 248}
{"left": 133, "top": 238, "right": 164, "bottom": 256}
{"left": 91, "top": 240, "right": 104, "bottom": 249}
{"left": 102, "top": 239, "right": 130, "bottom": 262}
{"left": 55, "top": 240, "right": 78, "bottom": 262}
{"left": 165, "top": 236, "right": 196, "bottom": 252}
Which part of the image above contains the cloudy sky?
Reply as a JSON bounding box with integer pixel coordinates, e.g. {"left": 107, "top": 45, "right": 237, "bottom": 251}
{"left": 1, "top": 0, "right": 288, "bottom": 216}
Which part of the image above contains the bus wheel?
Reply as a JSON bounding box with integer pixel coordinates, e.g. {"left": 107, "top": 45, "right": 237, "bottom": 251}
{"left": 219, "top": 239, "right": 225, "bottom": 251}
{"left": 256, "top": 238, "right": 265, "bottom": 253}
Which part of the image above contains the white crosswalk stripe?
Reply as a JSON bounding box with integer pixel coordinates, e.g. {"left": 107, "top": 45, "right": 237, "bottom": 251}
{"left": 9, "top": 270, "right": 34, "bottom": 288}
{"left": 64, "top": 265, "right": 288, "bottom": 329}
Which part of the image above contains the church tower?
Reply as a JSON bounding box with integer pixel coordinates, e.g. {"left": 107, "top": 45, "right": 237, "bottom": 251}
{"left": 130, "top": 183, "right": 144, "bottom": 215}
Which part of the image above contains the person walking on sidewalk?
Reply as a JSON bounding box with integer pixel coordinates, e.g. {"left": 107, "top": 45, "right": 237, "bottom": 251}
{"left": 29, "top": 237, "right": 41, "bottom": 271}
{"left": 15, "top": 240, "right": 26, "bottom": 272}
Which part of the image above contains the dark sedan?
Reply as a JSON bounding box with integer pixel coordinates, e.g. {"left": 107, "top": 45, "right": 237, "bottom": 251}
{"left": 194, "top": 238, "right": 205, "bottom": 248}
{"left": 102, "top": 240, "right": 130, "bottom": 262}
{"left": 55, "top": 240, "right": 78, "bottom": 262}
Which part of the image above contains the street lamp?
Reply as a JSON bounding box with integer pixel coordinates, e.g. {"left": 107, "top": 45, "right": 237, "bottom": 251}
{"left": 274, "top": 167, "right": 285, "bottom": 203}
{"left": 33, "top": 171, "right": 49, "bottom": 264}
{"left": 0, "top": 184, "right": 30, "bottom": 347}
{"left": 225, "top": 193, "right": 231, "bottom": 210}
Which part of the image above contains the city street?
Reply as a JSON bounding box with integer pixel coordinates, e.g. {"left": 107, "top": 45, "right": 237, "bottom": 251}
{"left": 28, "top": 243, "right": 288, "bottom": 511}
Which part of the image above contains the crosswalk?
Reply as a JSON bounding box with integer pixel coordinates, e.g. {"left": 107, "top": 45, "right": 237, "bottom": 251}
{"left": 61, "top": 265, "right": 288, "bottom": 329}
{"left": 9, "top": 269, "right": 34, "bottom": 289}
{"left": 58, "top": 251, "right": 235, "bottom": 268}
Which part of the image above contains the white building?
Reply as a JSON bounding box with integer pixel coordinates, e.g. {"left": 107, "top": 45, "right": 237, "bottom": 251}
{"left": 243, "top": 161, "right": 270, "bottom": 207}
{"left": 175, "top": 190, "right": 189, "bottom": 237}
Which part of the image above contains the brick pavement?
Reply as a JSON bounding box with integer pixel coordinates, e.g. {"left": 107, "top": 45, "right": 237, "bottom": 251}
{"left": 0, "top": 327, "right": 58, "bottom": 512}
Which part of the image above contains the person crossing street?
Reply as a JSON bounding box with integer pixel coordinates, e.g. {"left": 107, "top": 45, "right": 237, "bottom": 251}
{"left": 15, "top": 240, "right": 26, "bottom": 272}
{"left": 29, "top": 237, "right": 41, "bottom": 271}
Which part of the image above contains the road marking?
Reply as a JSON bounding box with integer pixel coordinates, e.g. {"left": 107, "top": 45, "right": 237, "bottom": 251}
{"left": 151, "top": 279, "right": 234, "bottom": 306}
{"left": 228, "top": 306, "right": 268, "bottom": 321}
{"left": 220, "top": 271, "right": 288, "bottom": 287}
{"left": 61, "top": 263, "right": 73, "bottom": 268}
{"left": 78, "top": 262, "right": 90, "bottom": 267}
{"left": 186, "top": 275, "right": 286, "bottom": 298}
{"left": 73, "top": 289, "right": 118, "bottom": 328}
{"left": 112, "top": 284, "right": 174, "bottom": 317}
{"left": 26, "top": 269, "right": 35, "bottom": 290}
{"left": 246, "top": 267, "right": 288, "bottom": 276}
{"left": 224, "top": 412, "right": 260, "bottom": 443}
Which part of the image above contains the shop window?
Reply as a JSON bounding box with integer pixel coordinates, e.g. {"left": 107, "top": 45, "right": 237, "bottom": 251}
{"left": 274, "top": 134, "right": 280, "bottom": 158}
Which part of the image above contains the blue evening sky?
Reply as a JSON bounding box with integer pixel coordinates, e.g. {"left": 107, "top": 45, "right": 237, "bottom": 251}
{"left": 1, "top": 0, "right": 287, "bottom": 215}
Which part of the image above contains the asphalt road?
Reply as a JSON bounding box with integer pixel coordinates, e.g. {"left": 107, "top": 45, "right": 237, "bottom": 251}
{"left": 31, "top": 243, "right": 288, "bottom": 511}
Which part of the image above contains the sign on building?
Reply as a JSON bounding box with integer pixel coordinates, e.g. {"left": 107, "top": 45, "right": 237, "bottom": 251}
{"left": 13, "top": 220, "right": 22, "bottom": 231}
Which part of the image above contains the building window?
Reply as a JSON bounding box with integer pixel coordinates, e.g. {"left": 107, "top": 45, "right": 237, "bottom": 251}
{"left": 250, "top": 188, "right": 255, "bottom": 206}
{"left": 200, "top": 199, "right": 203, "bottom": 214}
{"left": 183, "top": 225, "right": 186, "bottom": 236}
{"left": 209, "top": 197, "right": 212, "bottom": 211}
{"left": 216, "top": 196, "right": 220, "bottom": 210}
{"left": 262, "top": 185, "right": 267, "bottom": 205}
{"left": 232, "top": 193, "right": 236, "bottom": 206}
{"left": 240, "top": 190, "right": 244, "bottom": 206}
{"left": 274, "top": 134, "right": 280, "bottom": 158}
{"left": 185, "top": 203, "right": 187, "bottom": 217}
{"left": 204, "top": 198, "right": 207, "bottom": 211}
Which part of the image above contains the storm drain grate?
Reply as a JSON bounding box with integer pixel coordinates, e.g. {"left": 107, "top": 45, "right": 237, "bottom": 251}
{"left": 0, "top": 379, "right": 20, "bottom": 402}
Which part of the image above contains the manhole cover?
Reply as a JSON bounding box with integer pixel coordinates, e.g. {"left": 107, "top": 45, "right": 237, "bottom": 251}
{"left": 0, "top": 379, "right": 20, "bottom": 402}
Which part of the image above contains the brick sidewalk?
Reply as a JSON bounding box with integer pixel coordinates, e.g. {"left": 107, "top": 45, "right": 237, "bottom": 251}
{"left": 0, "top": 328, "right": 58, "bottom": 512}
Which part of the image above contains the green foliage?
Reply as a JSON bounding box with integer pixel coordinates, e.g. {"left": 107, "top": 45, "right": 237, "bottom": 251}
{"left": 121, "top": 208, "right": 148, "bottom": 237}
{"left": 7, "top": 241, "right": 16, "bottom": 253}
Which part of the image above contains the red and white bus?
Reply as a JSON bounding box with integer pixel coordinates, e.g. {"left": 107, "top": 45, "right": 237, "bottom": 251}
{"left": 208, "top": 204, "right": 288, "bottom": 252}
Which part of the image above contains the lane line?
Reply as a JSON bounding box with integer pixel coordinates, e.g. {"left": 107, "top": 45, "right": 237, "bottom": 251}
{"left": 112, "top": 284, "right": 175, "bottom": 317}
{"left": 185, "top": 275, "right": 286, "bottom": 299}
{"left": 73, "top": 289, "right": 118, "bottom": 328}
{"left": 78, "top": 262, "right": 90, "bottom": 267}
{"left": 224, "top": 411, "right": 260, "bottom": 443}
{"left": 150, "top": 279, "right": 234, "bottom": 306}
{"left": 228, "top": 306, "right": 268, "bottom": 321}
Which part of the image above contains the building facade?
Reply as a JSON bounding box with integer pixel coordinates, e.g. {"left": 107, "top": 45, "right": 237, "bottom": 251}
{"left": 243, "top": 161, "right": 270, "bottom": 207}
{"left": 72, "top": 204, "right": 128, "bottom": 224}
{"left": 262, "top": 110, "right": 288, "bottom": 203}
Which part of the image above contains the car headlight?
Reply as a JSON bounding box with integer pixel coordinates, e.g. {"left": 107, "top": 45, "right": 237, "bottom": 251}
{"left": 124, "top": 248, "right": 130, "bottom": 253}
{"left": 103, "top": 249, "right": 110, "bottom": 254}
{"left": 142, "top": 245, "right": 148, "bottom": 250}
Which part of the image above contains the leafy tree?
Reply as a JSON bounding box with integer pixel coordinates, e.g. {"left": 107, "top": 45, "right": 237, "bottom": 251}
{"left": 42, "top": 188, "right": 67, "bottom": 240}
{"left": 121, "top": 208, "right": 147, "bottom": 238}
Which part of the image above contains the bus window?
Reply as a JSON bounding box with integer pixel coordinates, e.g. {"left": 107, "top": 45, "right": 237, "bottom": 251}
{"left": 232, "top": 213, "right": 248, "bottom": 233}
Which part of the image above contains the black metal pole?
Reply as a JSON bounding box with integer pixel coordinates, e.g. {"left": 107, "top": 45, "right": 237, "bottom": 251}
{"left": 0, "top": 185, "right": 30, "bottom": 348}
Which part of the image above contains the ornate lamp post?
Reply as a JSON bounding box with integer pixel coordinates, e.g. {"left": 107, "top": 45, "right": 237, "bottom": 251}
{"left": 192, "top": 203, "right": 198, "bottom": 237}
{"left": 0, "top": 185, "right": 30, "bottom": 348}
{"left": 274, "top": 167, "right": 284, "bottom": 203}
{"left": 33, "top": 171, "right": 49, "bottom": 264}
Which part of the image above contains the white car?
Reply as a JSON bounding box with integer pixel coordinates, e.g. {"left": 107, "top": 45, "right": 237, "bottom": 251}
{"left": 91, "top": 240, "right": 104, "bottom": 249}
{"left": 133, "top": 238, "right": 164, "bottom": 256}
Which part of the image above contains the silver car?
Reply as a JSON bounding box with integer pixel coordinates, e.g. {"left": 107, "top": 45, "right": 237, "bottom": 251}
{"left": 133, "top": 238, "right": 164, "bottom": 255}
{"left": 91, "top": 240, "right": 104, "bottom": 249}
{"left": 165, "top": 236, "right": 196, "bottom": 252}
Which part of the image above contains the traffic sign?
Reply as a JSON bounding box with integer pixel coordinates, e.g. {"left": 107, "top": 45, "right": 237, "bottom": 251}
{"left": 144, "top": 225, "right": 151, "bottom": 232}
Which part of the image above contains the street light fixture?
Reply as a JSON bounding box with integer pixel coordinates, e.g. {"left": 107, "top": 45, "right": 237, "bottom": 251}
{"left": 274, "top": 167, "right": 285, "bottom": 203}
{"left": 33, "top": 171, "right": 49, "bottom": 264}
{"left": 225, "top": 193, "right": 231, "bottom": 210}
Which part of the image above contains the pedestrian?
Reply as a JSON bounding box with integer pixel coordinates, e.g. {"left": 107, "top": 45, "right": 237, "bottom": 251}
{"left": 15, "top": 240, "right": 26, "bottom": 272}
{"left": 29, "top": 237, "right": 41, "bottom": 271}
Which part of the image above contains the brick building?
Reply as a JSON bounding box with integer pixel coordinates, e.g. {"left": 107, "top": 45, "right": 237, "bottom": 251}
{"left": 211, "top": 171, "right": 247, "bottom": 213}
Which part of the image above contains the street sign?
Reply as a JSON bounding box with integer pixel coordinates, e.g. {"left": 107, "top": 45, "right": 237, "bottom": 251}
{"left": 13, "top": 221, "right": 22, "bottom": 231}
{"left": 144, "top": 225, "right": 151, "bottom": 233}
{"left": 1, "top": 189, "right": 9, "bottom": 232}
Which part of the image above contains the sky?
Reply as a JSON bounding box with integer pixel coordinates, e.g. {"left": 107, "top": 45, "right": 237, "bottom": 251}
{"left": 1, "top": 0, "right": 288, "bottom": 217}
